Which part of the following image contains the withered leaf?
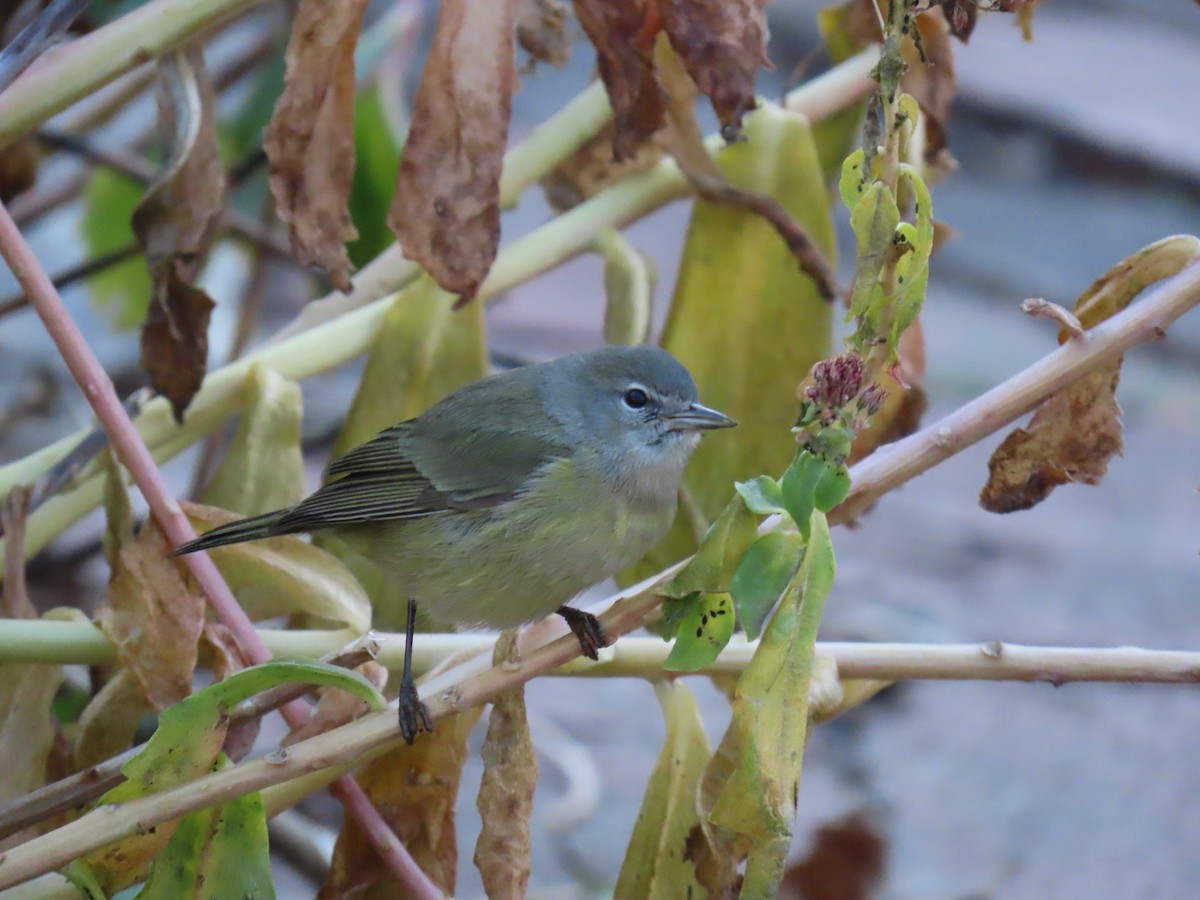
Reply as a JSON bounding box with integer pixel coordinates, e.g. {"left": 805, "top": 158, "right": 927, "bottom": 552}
{"left": 905, "top": 7, "right": 958, "bottom": 169}
{"left": 96, "top": 524, "right": 205, "bottom": 712}
{"left": 780, "top": 811, "right": 887, "bottom": 900}
{"left": 848, "top": 317, "right": 928, "bottom": 466}
{"left": 202, "top": 621, "right": 259, "bottom": 762}
{"left": 264, "top": 0, "right": 368, "bottom": 293}
{"left": 658, "top": 0, "right": 770, "bottom": 142}
{"left": 573, "top": 0, "right": 665, "bottom": 161}
{"left": 0, "top": 139, "right": 38, "bottom": 202}
{"left": 980, "top": 361, "right": 1123, "bottom": 513}
{"left": 133, "top": 47, "right": 225, "bottom": 423}
{"left": 73, "top": 670, "right": 150, "bottom": 771}
{"left": 284, "top": 660, "right": 387, "bottom": 744}
{"left": 319, "top": 708, "right": 482, "bottom": 898}
{"left": 473, "top": 634, "right": 538, "bottom": 898}
{"left": 389, "top": 0, "right": 518, "bottom": 301}
{"left": 517, "top": 0, "right": 571, "bottom": 70}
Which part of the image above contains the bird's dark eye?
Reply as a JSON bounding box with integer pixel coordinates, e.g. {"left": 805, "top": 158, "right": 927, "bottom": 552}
{"left": 623, "top": 388, "right": 649, "bottom": 409}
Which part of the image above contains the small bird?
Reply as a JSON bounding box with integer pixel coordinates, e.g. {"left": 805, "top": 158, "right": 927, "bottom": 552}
{"left": 174, "top": 345, "right": 735, "bottom": 741}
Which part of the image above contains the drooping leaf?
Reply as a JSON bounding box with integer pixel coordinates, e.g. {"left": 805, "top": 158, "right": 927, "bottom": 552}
{"left": 664, "top": 591, "right": 735, "bottom": 671}
{"left": 320, "top": 709, "right": 483, "bottom": 898}
{"left": 661, "top": 493, "right": 757, "bottom": 600}
{"left": 0, "top": 647, "right": 63, "bottom": 851}
{"left": 183, "top": 501, "right": 372, "bottom": 632}
{"left": 264, "top": 0, "right": 369, "bottom": 292}
{"left": 572, "top": 0, "right": 665, "bottom": 161}
{"left": 517, "top": 0, "right": 571, "bottom": 70}
{"left": 697, "top": 512, "right": 836, "bottom": 896}
{"left": 730, "top": 530, "right": 804, "bottom": 640}
{"left": 389, "top": 0, "right": 519, "bottom": 300}
{"left": 474, "top": 634, "right": 538, "bottom": 898}
{"left": 598, "top": 227, "right": 655, "bottom": 345}
{"left": 630, "top": 101, "right": 835, "bottom": 582}
{"left": 735, "top": 475, "right": 786, "bottom": 516}
{"left": 658, "top": 0, "right": 769, "bottom": 143}
{"left": 96, "top": 524, "right": 205, "bottom": 712}
{"left": 133, "top": 47, "right": 225, "bottom": 423}
{"left": 136, "top": 757, "right": 274, "bottom": 900}
{"left": 87, "top": 660, "right": 384, "bottom": 892}
{"left": 614, "top": 681, "right": 711, "bottom": 899}
{"left": 201, "top": 364, "right": 305, "bottom": 517}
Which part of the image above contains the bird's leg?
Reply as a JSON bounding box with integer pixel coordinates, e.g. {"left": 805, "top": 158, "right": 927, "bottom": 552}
{"left": 557, "top": 606, "right": 609, "bottom": 661}
{"left": 397, "top": 597, "right": 433, "bottom": 744}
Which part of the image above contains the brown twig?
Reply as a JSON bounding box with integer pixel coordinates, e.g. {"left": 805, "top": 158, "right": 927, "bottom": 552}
{"left": 0, "top": 200, "right": 438, "bottom": 897}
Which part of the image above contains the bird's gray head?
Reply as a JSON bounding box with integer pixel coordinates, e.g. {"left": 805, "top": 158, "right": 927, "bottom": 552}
{"left": 543, "top": 346, "right": 736, "bottom": 484}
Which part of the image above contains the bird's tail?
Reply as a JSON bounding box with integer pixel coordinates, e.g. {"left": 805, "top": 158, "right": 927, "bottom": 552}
{"left": 171, "top": 510, "right": 284, "bottom": 557}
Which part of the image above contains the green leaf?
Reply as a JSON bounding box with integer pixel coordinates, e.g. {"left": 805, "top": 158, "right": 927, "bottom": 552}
{"left": 734, "top": 475, "right": 785, "bottom": 516}
{"left": 183, "top": 502, "right": 372, "bottom": 632}
{"left": 137, "top": 758, "right": 274, "bottom": 900}
{"left": 201, "top": 364, "right": 305, "bottom": 516}
{"left": 813, "top": 463, "right": 852, "bottom": 513}
{"left": 837, "top": 147, "right": 867, "bottom": 212}
{"left": 64, "top": 860, "right": 107, "bottom": 899}
{"left": 780, "top": 450, "right": 824, "bottom": 536}
{"left": 614, "top": 681, "right": 711, "bottom": 898}
{"left": 663, "top": 592, "right": 735, "bottom": 672}
{"left": 700, "top": 512, "right": 836, "bottom": 896}
{"left": 348, "top": 84, "right": 403, "bottom": 269}
{"left": 627, "top": 100, "right": 835, "bottom": 584}
{"left": 730, "top": 531, "right": 804, "bottom": 640}
{"left": 86, "top": 660, "right": 384, "bottom": 892}
{"left": 661, "top": 494, "right": 757, "bottom": 599}
{"left": 82, "top": 168, "right": 149, "bottom": 328}
{"left": 846, "top": 181, "right": 901, "bottom": 334}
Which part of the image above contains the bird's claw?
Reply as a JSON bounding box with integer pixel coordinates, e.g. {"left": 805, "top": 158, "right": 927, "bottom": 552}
{"left": 397, "top": 678, "right": 432, "bottom": 744}
{"left": 557, "top": 606, "right": 609, "bottom": 661}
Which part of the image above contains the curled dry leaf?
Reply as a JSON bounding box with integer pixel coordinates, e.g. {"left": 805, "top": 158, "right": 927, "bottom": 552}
{"left": 284, "top": 660, "right": 387, "bottom": 744}
{"left": 517, "top": 0, "right": 571, "bottom": 70}
{"left": 319, "top": 708, "right": 483, "bottom": 897}
{"left": 474, "top": 633, "right": 538, "bottom": 899}
{"left": 906, "top": 6, "right": 957, "bottom": 169}
{"left": 133, "top": 48, "right": 225, "bottom": 423}
{"left": 980, "top": 362, "right": 1123, "bottom": 513}
{"left": 780, "top": 810, "right": 887, "bottom": 900}
{"left": 72, "top": 671, "right": 150, "bottom": 771}
{"left": 658, "top": 0, "right": 770, "bottom": 142}
{"left": 96, "top": 524, "right": 206, "bottom": 712}
{"left": 847, "top": 316, "right": 928, "bottom": 466}
{"left": 573, "top": 0, "right": 665, "bottom": 161}
{"left": 390, "top": 0, "right": 518, "bottom": 301}
{"left": 265, "top": 0, "right": 367, "bottom": 293}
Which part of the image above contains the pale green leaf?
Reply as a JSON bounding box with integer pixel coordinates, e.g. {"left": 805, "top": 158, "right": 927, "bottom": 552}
{"left": 598, "top": 226, "right": 655, "bottom": 345}
{"left": 662, "top": 495, "right": 757, "bottom": 600}
{"left": 837, "top": 147, "right": 867, "bottom": 212}
{"left": 664, "top": 592, "right": 735, "bottom": 672}
{"left": 628, "top": 101, "right": 835, "bottom": 584}
{"left": 202, "top": 364, "right": 305, "bottom": 516}
{"left": 734, "top": 475, "right": 785, "bottom": 516}
{"left": 137, "top": 758, "right": 274, "bottom": 900}
{"left": 614, "top": 681, "right": 711, "bottom": 899}
{"left": 846, "top": 181, "right": 901, "bottom": 332}
{"left": 730, "top": 531, "right": 804, "bottom": 640}
{"left": 184, "top": 501, "right": 371, "bottom": 632}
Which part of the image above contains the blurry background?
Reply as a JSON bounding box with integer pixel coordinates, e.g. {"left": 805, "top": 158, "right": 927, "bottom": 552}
{"left": 1, "top": 0, "right": 1198, "bottom": 896}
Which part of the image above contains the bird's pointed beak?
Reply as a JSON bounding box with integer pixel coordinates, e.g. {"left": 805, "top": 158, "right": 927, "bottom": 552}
{"left": 664, "top": 402, "right": 737, "bottom": 432}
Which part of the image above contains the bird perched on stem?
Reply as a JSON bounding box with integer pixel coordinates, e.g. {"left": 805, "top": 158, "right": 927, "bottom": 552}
{"left": 174, "top": 345, "right": 736, "bottom": 742}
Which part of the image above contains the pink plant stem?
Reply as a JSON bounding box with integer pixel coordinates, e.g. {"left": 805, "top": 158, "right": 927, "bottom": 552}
{"left": 0, "top": 200, "right": 441, "bottom": 900}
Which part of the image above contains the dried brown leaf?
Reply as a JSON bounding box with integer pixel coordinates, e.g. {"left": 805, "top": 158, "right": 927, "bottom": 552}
{"left": 389, "top": 0, "right": 518, "bottom": 301}
{"left": 905, "top": 7, "right": 957, "bottom": 166}
{"left": 319, "top": 708, "right": 482, "bottom": 898}
{"left": 848, "top": 317, "right": 927, "bottom": 465}
{"left": 73, "top": 670, "right": 150, "bottom": 771}
{"left": 473, "top": 634, "right": 538, "bottom": 898}
{"left": 0, "top": 138, "right": 38, "bottom": 202}
{"left": 284, "top": 660, "right": 387, "bottom": 744}
{"left": 540, "top": 122, "right": 669, "bottom": 212}
{"left": 265, "top": 0, "right": 367, "bottom": 293}
{"left": 517, "top": 0, "right": 571, "bottom": 70}
{"left": 980, "top": 361, "right": 1123, "bottom": 513}
{"left": 573, "top": 0, "right": 665, "bottom": 161}
{"left": 96, "top": 525, "right": 205, "bottom": 711}
{"left": 133, "top": 48, "right": 225, "bottom": 423}
{"left": 658, "top": 0, "right": 770, "bottom": 142}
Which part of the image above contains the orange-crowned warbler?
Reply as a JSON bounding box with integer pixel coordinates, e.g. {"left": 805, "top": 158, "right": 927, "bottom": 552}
{"left": 174, "top": 345, "right": 735, "bottom": 741}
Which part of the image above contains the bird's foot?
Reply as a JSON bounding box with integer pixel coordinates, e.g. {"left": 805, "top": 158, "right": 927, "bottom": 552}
{"left": 397, "top": 676, "right": 432, "bottom": 744}
{"left": 557, "top": 606, "right": 609, "bottom": 661}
